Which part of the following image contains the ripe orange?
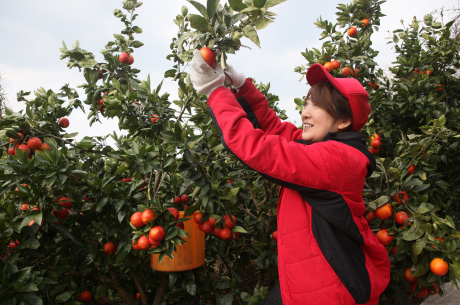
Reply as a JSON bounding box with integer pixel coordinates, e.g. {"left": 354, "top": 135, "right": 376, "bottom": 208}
{"left": 131, "top": 240, "right": 141, "bottom": 250}
{"left": 80, "top": 290, "right": 92, "bottom": 302}
{"left": 347, "top": 26, "right": 357, "bottom": 37}
{"left": 271, "top": 231, "right": 277, "bottom": 241}
{"left": 362, "top": 18, "right": 370, "bottom": 26}
{"left": 427, "top": 283, "right": 439, "bottom": 295}
{"left": 430, "top": 258, "right": 449, "bottom": 276}
{"left": 17, "top": 144, "right": 31, "bottom": 158}
{"left": 137, "top": 235, "right": 151, "bottom": 250}
{"left": 41, "top": 143, "right": 50, "bottom": 151}
{"left": 219, "top": 227, "right": 232, "bottom": 240}
{"left": 59, "top": 118, "right": 70, "bottom": 128}
{"left": 352, "top": 68, "right": 360, "bottom": 77}
{"left": 364, "top": 211, "right": 375, "bottom": 223}
{"left": 371, "top": 139, "right": 381, "bottom": 149}
{"left": 141, "top": 209, "right": 156, "bottom": 224}
{"left": 59, "top": 197, "right": 72, "bottom": 209}
{"left": 119, "top": 52, "right": 130, "bottom": 64}
{"left": 167, "top": 207, "right": 179, "bottom": 221}
{"left": 376, "top": 228, "right": 395, "bottom": 246}
{"left": 404, "top": 267, "right": 417, "bottom": 283}
{"left": 200, "top": 221, "right": 213, "bottom": 234}
{"left": 411, "top": 284, "right": 428, "bottom": 298}
{"left": 342, "top": 67, "right": 352, "bottom": 77}
{"left": 375, "top": 203, "right": 393, "bottom": 220}
{"left": 103, "top": 242, "right": 116, "bottom": 255}
{"left": 194, "top": 212, "right": 204, "bottom": 224}
{"left": 331, "top": 60, "right": 341, "bottom": 70}
{"left": 130, "top": 211, "right": 144, "bottom": 228}
{"left": 208, "top": 216, "right": 217, "bottom": 227}
{"left": 149, "top": 226, "right": 166, "bottom": 242}
{"left": 27, "top": 137, "right": 43, "bottom": 151}
{"left": 323, "top": 62, "right": 334, "bottom": 72}
{"left": 370, "top": 133, "right": 381, "bottom": 141}
{"left": 150, "top": 114, "right": 160, "bottom": 123}
{"left": 200, "top": 47, "right": 216, "bottom": 68}
{"left": 407, "top": 165, "right": 415, "bottom": 175}
{"left": 394, "top": 211, "right": 409, "bottom": 226}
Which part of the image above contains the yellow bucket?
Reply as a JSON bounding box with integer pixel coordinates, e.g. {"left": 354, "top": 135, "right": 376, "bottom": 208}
{"left": 150, "top": 211, "right": 205, "bottom": 272}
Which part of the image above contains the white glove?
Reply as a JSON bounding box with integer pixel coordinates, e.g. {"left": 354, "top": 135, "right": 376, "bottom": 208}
{"left": 224, "top": 64, "right": 246, "bottom": 89}
{"left": 190, "top": 49, "right": 225, "bottom": 97}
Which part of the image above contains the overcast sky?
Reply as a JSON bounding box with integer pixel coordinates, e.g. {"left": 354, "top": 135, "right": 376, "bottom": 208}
{"left": 0, "top": 0, "right": 458, "bottom": 141}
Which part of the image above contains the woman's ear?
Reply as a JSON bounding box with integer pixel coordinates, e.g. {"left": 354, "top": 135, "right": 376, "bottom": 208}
{"left": 338, "top": 119, "right": 352, "bottom": 130}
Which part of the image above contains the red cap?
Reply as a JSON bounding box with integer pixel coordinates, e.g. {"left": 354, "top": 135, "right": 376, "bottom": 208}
{"left": 306, "top": 63, "right": 370, "bottom": 131}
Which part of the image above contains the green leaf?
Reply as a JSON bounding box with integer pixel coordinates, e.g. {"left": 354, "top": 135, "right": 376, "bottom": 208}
{"left": 207, "top": 0, "right": 219, "bottom": 19}
{"left": 187, "top": 1, "right": 209, "bottom": 18}
{"left": 19, "top": 238, "right": 40, "bottom": 249}
{"left": 243, "top": 25, "right": 260, "bottom": 47}
{"left": 131, "top": 40, "right": 144, "bottom": 48}
{"left": 18, "top": 282, "right": 39, "bottom": 292}
{"left": 188, "top": 14, "right": 209, "bottom": 31}
{"left": 55, "top": 290, "right": 74, "bottom": 302}
{"left": 402, "top": 220, "right": 425, "bottom": 241}
{"left": 229, "top": 0, "right": 246, "bottom": 11}
{"left": 253, "top": 0, "right": 267, "bottom": 8}
{"left": 266, "top": 0, "right": 287, "bottom": 8}
{"left": 233, "top": 225, "right": 247, "bottom": 233}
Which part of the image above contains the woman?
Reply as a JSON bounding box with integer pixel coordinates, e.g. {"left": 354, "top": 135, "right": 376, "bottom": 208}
{"left": 190, "top": 50, "right": 390, "bottom": 305}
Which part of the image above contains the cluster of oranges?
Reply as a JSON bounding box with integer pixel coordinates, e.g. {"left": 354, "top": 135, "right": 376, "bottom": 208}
{"left": 364, "top": 190, "right": 449, "bottom": 298}
{"left": 193, "top": 212, "right": 240, "bottom": 240}
{"left": 368, "top": 133, "right": 381, "bottom": 154}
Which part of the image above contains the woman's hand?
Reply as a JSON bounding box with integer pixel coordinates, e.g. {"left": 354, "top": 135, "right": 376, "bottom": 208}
{"left": 190, "top": 49, "right": 225, "bottom": 97}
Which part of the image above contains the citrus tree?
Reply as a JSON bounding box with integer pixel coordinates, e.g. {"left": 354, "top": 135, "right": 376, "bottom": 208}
{"left": 0, "top": 1, "right": 285, "bottom": 304}
{"left": 294, "top": 0, "right": 460, "bottom": 303}
{"left": 2, "top": 0, "right": 460, "bottom": 304}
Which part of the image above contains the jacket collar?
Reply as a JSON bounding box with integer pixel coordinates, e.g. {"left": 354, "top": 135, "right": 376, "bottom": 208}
{"left": 295, "top": 132, "right": 376, "bottom": 177}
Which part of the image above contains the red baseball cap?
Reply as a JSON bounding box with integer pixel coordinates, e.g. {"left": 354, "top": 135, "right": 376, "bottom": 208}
{"left": 306, "top": 63, "right": 371, "bottom": 131}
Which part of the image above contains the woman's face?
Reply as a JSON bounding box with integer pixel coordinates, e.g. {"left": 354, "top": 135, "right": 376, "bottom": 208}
{"left": 301, "top": 99, "right": 343, "bottom": 143}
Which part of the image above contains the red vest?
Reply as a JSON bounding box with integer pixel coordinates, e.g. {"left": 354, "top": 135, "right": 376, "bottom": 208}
{"left": 207, "top": 80, "right": 390, "bottom": 305}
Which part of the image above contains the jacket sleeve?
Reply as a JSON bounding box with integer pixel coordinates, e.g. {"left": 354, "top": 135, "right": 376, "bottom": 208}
{"left": 207, "top": 86, "right": 343, "bottom": 191}
{"left": 233, "top": 79, "right": 303, "bottom": 141}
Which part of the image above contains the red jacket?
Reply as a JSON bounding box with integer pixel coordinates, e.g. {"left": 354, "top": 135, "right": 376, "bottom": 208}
{"left": 207, "top": 79, "right": 390, "bottom": 305}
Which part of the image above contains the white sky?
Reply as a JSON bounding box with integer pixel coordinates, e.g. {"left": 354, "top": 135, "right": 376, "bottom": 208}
{"left": 0, "top": 0, "right": 458, "bottom": 141}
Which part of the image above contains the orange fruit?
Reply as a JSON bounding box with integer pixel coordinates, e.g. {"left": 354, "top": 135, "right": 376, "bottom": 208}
{"left": 137, "top": 235, "right": 151, "bottom": 250}
{"left": 80, "top": 290, "right": 92, "bottom": 302}
{"left": 59, "top": 118, "right": 70, "bottom": 128}
{"left": 404, "top": 267, "right": 417, "bottom": 283}
{"left": 375, "top": 203, "right": 393, "bottom": 220}
{"left": 103, "top": 242, "right": 116, "bottom": 255}
{"left": 430, "top": 258, "right": 449, "bottom": 276}
{"left": 130, "top": 211, "right": 144, "bottom": 228}
{"left": 347, "top": 26, "right": 357, "bottom": 37}
{"left": 219, "top": 227, "right": 232, "bottom": 240}
{"left": 376, "top": 228, "right": 395, "bottom": 246}
{"left": 331, "top": 60, "right": 341, "bottom": 70}
{"left": 394, "top": 211, "right": 409, "bottom": 226}
{"left": 362, "top": 18, "right": 370, "bottom": 26}
{"left": 371, "top": 139, "right": 381, "bottom": 149}
{"left": 323, "top": 62, "right": 334, "bottom": 72}
{"left": 149, "top": 226, "right": 166, "bottom": 242}
{"left": 407, "top": 165, "right": 415, "bottom": 175}
{"left": 141, "top": 209, "right": 156, "bottom": 224}
{"left": 370, "top": 133, "right": 381, "bottom": 141}
{"left": 271, "top": 231, "right": 277, "bottom": 241}
{"left": 341, "top": 67, "right": 352, "bottom": 77}
{"left": 27, "top": 137, "right": 43, "bottom": 151}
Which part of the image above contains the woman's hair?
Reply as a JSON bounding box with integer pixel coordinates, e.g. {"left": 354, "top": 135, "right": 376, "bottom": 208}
{"left": 305, "top": 81, "right": 353, "bottom": 131}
